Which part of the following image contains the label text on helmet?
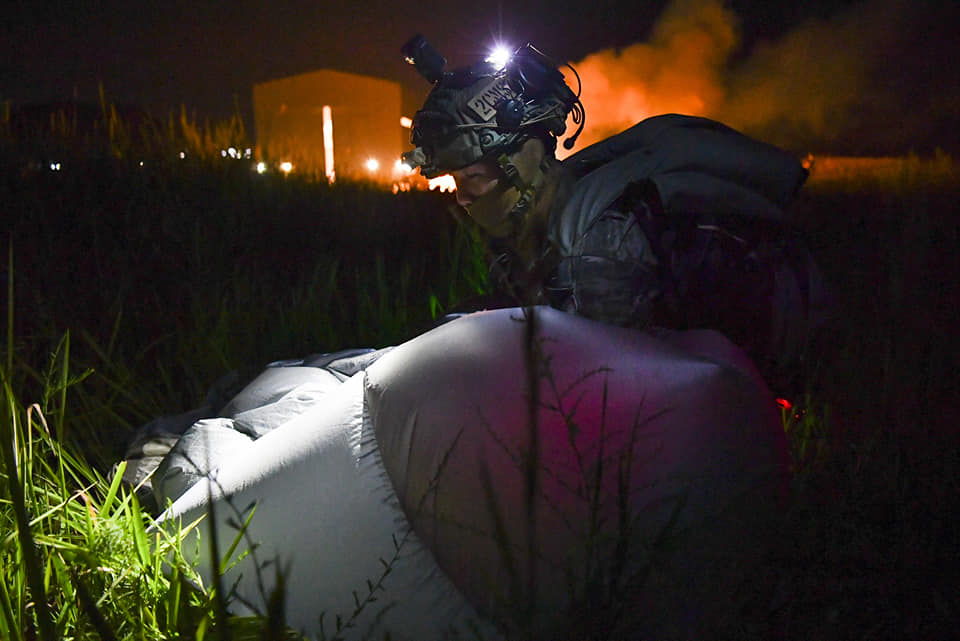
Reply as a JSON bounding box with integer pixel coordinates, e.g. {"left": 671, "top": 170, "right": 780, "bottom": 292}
{"left": 466, "top": 78, "right": 515, "bottom": 122}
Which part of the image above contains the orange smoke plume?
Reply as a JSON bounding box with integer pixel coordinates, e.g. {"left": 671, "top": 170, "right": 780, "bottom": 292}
{"left": 563, "top": 0, "right": 737, "bottom": 152}
{"left": 561, "top": 0, "right": 917, "bottom": 155}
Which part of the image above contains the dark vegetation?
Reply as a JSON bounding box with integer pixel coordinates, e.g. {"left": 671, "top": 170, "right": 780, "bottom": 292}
{"left": 1, "top": 102, "right": 958, "bottom": 639}
{"left": 770, "top": 157, "right": 960, "bottom": 639}
{"left": 2, "top": 101, "right": 486, "bottom": 464}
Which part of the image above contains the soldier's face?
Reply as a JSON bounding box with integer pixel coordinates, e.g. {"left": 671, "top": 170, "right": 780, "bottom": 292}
{"left": 451, "top": 160, "right": 503, "bottom": 208}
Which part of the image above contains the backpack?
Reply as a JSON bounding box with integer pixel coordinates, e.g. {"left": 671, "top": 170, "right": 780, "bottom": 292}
{"left": 554, "top": 114, "right": 832, "bottom": 383}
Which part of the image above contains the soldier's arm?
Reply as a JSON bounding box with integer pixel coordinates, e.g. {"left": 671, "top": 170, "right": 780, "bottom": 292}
{"left": 547, "top": 205, "right": 662, "bottom": 327}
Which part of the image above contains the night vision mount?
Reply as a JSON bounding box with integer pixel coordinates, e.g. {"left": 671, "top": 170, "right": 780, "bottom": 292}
{"left": 402, "top": 35, "right": 447, "bottom": 84}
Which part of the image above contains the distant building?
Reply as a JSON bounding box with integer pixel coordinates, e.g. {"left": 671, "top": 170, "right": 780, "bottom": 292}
{"left": 252, "top": 70, "right": 405, "bottom": 182}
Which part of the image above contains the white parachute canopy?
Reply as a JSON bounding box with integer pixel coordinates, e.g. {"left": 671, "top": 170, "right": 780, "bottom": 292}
{"left": 157, "top": 307, "right": 786, "bottom": 639}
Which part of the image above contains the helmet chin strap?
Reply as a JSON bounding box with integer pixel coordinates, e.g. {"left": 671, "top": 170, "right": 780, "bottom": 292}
{"left": 465, "top": 138, "right": 548, "bottom": 238}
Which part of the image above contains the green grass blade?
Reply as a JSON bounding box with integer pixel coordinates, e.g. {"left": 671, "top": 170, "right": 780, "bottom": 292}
{"left": 126, "top": 492, "right": 152, "bottom": 568}
{"left": 6, "top": 240, "right": 12, "bottom": 376}
{"left": 219, "top": 503, "right": 257, "bottom": 576}
{"left": 0, "top": 570, "right": 16, "bottom": 640}
{"left": 1, "top": 381, "right": 56, "bottom": 641}
{"left": 100, "top": 460, "right": 126, "bottom": 519}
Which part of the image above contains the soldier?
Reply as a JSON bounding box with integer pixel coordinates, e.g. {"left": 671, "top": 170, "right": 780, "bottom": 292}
{"left": 402, "top": 35, "right": 830, "bottom": 387}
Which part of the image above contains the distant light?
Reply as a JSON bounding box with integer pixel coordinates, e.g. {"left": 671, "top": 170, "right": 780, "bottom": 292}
{"left": 228, "top": 147, "right": 238, "bottom": 159}
{"left": 244, "top": 148, "right": 252, "bottom": 158}
{"left": 395, "top": 158, "right": 412, "bottom": 174}
{"left": 49, "top": 162, "right": 61, "bottom": 171}
{"left": 256, "top": 162, "right": 267, "bottom": 174}
{"left": 322, "top": 105, "right": 335, "bottom": 183}
{"left": 485, "top": 44, "right": 513, "bottom": 70}
{"left": 280, "top": 161, "right": 293, "bottom": 173}
{"left": 221, "top": 150, "right": 227, "bottom": 157}
{"left": 179, "top": 151, "right": 186, "bottom": 159}
{"left": 400, "top": 116, "right": 413, "bottom": 129}
{"left": 428, "top": 175, "right": 457, "bottom": 192}
{"left": 139, "top": 161, "right": 144, "bottom": 167}
{"left": 365, "top": 157, "right": 380, "bottom": 172}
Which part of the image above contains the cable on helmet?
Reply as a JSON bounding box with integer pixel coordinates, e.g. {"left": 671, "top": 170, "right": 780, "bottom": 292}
{"left": 561, "top": 61, "right": 585, "bottom": 150}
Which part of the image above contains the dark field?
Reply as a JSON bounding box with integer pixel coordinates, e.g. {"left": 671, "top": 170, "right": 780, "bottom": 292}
{"left": 1, "top": 110, "right": 958, "bottom": 639}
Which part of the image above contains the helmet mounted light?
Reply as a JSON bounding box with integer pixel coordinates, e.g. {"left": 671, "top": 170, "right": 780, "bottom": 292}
{"left": 402, "top": 36, "right": 585, "bottom": 179}
{"left": 484, "top": 45, "right": 513, "bottom": 70}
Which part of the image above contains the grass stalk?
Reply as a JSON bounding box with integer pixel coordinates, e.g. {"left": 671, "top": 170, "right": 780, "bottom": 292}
{"left": 6, "top": 240, "right": 12, "bottom": 376}
{"left": 1, "top": 379, "right": 56, "bottom": 641}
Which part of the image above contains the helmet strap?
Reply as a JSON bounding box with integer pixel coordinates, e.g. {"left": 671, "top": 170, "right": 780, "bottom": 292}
{"left": 463, "top": 180, "right": 525, "bottom": 238}
{"left": 464, "top": 137, "right": 548, "bottom": 238}
{"left": 502, "top": 148, "right": 552, "bottom": 232}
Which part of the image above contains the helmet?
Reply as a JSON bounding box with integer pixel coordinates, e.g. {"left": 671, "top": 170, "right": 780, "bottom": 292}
{"left": 402, "top": 36, "right": 585, "bottom": 179}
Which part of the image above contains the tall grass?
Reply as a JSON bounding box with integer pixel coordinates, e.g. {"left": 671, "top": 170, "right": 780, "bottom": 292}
{"left": 2, "top": 99, "right": 487, "bottom": 467}
{"left": 0, "top": 341, "right": 313, "bottom": 640}
{"left": 1, "top": 347, "right": 203, "bottom": 640}
{"left": 2, "top": 101, "right": 958, "bottom": 638}
{"left": 2, "top": 101, "right": 488, "bottom": 640}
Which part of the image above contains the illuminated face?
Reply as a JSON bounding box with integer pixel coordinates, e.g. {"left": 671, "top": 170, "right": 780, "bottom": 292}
{"left": 450, "top": 159, "right": 503, "bottom": 208}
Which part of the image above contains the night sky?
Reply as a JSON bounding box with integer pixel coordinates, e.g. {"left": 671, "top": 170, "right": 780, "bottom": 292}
{"left": 3, "top": 0, "right": 958, "bottom": 154}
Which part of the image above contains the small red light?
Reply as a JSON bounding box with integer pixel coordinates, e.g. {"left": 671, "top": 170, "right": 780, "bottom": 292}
{"left": 776, "top": 398, "right": 792, "bottom": 409}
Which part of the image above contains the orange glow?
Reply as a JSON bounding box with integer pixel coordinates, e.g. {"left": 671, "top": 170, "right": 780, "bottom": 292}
{"left": 804, "top": 155, "right": 911, "bottom": 181}
{"left": 557, "top": 0, "right": 908, "bottom": 159}
{"left": 561, "top": 0, "right": 735, "bottom": 156}
{"left": 254, "top": 70, "right": 401, "bottom": 183}
{"left": 322, "top": 105, "right": 335, "bottom": 183}
{"left": 427, "top": 175, "right": 456, "bottom": 192}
